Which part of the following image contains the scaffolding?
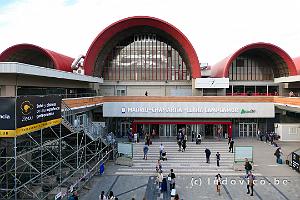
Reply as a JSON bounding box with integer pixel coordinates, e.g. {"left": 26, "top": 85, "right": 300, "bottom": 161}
{"left": 0, "top": 100, "right": 115, "bottom": 200}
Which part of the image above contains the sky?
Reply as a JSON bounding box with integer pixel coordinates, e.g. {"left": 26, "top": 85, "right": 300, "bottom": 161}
{"left": 0, "top": 0, "right": 300, "bottom": 65}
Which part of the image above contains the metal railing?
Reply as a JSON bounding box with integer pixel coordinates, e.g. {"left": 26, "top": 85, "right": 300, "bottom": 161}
{"left": 61, "top": 100, "right": 115, "bottom": 143}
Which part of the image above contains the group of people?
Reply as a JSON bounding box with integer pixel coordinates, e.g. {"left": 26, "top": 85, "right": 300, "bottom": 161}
{"left": 216, "top": 158, "right": 255, "bottom": 196}
{"left": 258, "top": 129, "right": 279, "bottom": 147}
{"left": 204, "top": 148, "right": 221, "bottom": 167}
{"left": 177, "top": 128, "right": 188, "bottom": 152}
{"left": 99, "top": 191, "right": 118, "bottom": 200}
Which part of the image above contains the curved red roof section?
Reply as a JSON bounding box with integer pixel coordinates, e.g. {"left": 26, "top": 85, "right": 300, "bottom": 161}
{"left": 211, "top": 42, "right": 297, "bottom": 77}
{"left": 84, "top": 16, "right": 201, "bottom": 78}
{"left": 293, "top": 56, "right": 300, "bottom": 75}
{"left": 0, "top": 43, "right": 74, "bottom": 72}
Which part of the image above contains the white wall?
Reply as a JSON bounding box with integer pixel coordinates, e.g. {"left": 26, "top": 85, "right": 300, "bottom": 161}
{"left": 275, "top": 123, "right": 300, "bottom": 141}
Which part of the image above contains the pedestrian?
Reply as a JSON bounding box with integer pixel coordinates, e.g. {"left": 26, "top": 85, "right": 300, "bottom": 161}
{"left": 274, "top": 147, "right": 282, "bottom": 164}
{"left": 143, "top": 143, "right": 149, "bottom": 160}
{"left": 159, "top": 143, "right": 164, "bottom": 158}
{"left": 68, "top": 191, "right": 79, "bottom": 200}
{"left": 196, "top": 133, "right": 202, "bottom": 144}
{"left": 215, "top": 173, "right": 222, "bottom": 195}
{"left": 227, "top": 136, "right": 232, "bottom": 145}
{"left": 191, "top": 131, "right": 195, "bottom": 142}
{"left": 145, "top": 132, "right": 150, "bottom": 146}
{"left": 156, "top": 159, "right": 162, "bottom": 172}
{"left": 156, "top": 170, "right": 163, "bottom": 190}
{"left": 182, "top": 138, "right": 187, "bottom": 152}
{"left": 108, "top": 191, "right": 115, "bottom": 199}
{"left": 169, "top": 169, "right": 176, "bottom": 189}
{"left": 205, "top": 148, "right": 211, "bottom": 163}
{"left": 244, "top": 158, "right": 252, "bottom": 174}
{"left": 257, "top": 128, "right": 261, "bottom": 140}
{"left": 245, "top": 171, "right": 255, "bottom": 196}
{"left": 216, "top": 152, "right": 220, "bottom": 167}
{"left": 145, "top": 91, "right": 148, "bottom": 96}
{"left": 177, "top": 131, "right": 182, "bottom": 151}
{"left": 99, "top": 191, "right": 107, "bottom": 200}
{"left": 259, "top": 131, "right": 263, "bottom": 141}
{"left": 229, "top": 140, "right": 234, "bottom": 153}
{"left": 265, "top": 132, "right": 269, "bottom": 143}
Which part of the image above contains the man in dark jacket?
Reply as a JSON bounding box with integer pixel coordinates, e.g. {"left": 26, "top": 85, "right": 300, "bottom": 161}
{"left": 205, "top": 148, "right": 211, "bottom": 163}
{"left": 229, "top": 140, "right": 234, "bottom": 153}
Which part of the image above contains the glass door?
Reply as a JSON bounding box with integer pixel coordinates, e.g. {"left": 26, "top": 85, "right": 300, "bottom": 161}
{"left": 121, "top": 122, "right": 131, "bottom": 137}
{"left": 239, "top": 123, "right": 258, "bottom": 137}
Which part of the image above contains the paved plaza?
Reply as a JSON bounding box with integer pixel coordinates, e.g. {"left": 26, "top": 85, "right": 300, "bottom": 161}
{"left": 80, "top": 138, "right": 300, "bottom": 200}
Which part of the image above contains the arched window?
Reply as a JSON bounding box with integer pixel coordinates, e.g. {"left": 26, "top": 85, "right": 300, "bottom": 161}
{"left": 102, "top": 34, "right": 190, "bottom": 81}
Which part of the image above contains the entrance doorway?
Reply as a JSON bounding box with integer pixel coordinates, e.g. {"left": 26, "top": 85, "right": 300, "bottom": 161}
{"left": 121, "top": 122, "right": 131, "bottom": 137}
{"left": 205, "top": 124, "right": 214, "bottom": 138}
{"left": 239, "top": 123, "right": 257, "bottom": 137}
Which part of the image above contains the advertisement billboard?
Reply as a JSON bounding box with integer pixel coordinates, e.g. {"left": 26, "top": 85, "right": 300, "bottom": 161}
{"left": 16, "top": 95, "right": 62, "bottom": 136}
{"left": 0, "top": 95, "right": 62, "bottom": 137}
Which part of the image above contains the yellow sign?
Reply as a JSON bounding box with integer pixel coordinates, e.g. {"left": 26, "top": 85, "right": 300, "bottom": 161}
{"left": 0, "top": 130, "right": 16, "bottom": 137}
{"left": 0, "top": 118, "right": 62, "bottom": 138}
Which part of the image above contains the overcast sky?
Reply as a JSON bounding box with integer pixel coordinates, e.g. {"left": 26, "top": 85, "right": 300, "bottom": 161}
{"left": 1, "top": 0, "right": 300, "bottom": 65}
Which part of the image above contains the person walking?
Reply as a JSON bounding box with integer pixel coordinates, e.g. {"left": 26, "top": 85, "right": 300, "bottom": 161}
{"left": 143, "top": 143, "right": 149, "bottom": 160}
{"left": 182, "top": 135, "right": 187, "bottom": 152}
{"left": 215, "top": 173, "right": 222, "bottom": 195}
{"left": 191, "top": 131, "right": 195, "bottom": 142}
{"left": 108, "top": 191, "right": 115, "bottom": 199}
{"left": 159, "top": 143, "right": 164, "bottom": 158}
{"left": 145, "top": 132, "right": 150, "bottom": 146}
{"left": 229, "top": 140, "right": 234, "bottom": 153}
{"left": 205, "top": 148, "right": 211, "bottom": 163}
{"left": 246, "top": 171, "right": 255, "bottom": 196}
{"left": 68, "top": 191, "right": 79, "bottom": 200}
{"left": 99, "top": 191, "right": 107, "bottom": 200}
{"left": 196, "top": 133, "right": 202, "bottom": 144}
{"left": 257, "top": 128, "right": 261, "bottom": 140}
{"left": 227, "top": 136, "right": 232, "bottom": 145}
{"left": 169, "top": 169, "right": 176, "bottom": 189}
{"left": 177, "top": 131, "right": 183, "bottom": 151}
{"left": 156, "top": 159, "right": 162, "bottom": 172}
{"left": 274, "top": 147, "right": 282, "bottom": 164}
{"left": 156, "top": 170, "right": 163, "bottom": 190}
{"left": 216, "top": 152, "right": 220, "bottom": 167}
{"left": 244, "top": 158, "right": 252, "bottom": 174}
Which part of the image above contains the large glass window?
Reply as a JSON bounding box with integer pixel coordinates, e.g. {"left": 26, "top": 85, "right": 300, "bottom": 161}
{"left": 102, "top": 34, "right": 189, "bottom": 81}
{"left": 229, "top": 56, "right": 276, "bottom": 81}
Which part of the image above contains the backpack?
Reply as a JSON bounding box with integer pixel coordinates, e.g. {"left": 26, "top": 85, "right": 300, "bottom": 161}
{"left": 246, "top": 163, "right": 252, "bottom": 170}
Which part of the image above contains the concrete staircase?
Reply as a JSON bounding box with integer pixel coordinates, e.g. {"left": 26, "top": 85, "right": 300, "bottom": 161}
{"left": 115, "top": 141, "right": 248, "bottom": 176}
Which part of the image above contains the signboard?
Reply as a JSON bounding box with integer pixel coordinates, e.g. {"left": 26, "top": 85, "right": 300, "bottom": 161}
{"left": 0, "top": 97, "right": 15, "bottom": 137}
{"left": 195, "top": 78, "right": 229, "bottom": 88}
{"left": 0, "top": 95, "right": 62, "bottom": 137}
{"left": 16, "top": 95, "right": 62, "bottom": 136}
{"left": 234, "top": 146, "right": 253, "bottom": 163}
{"left": 292, "top": 152, "right": 299, "bottom": 172}
{"left": 117, "top": 142, "right": 133, "bottom": 158}
{"left": 103, "top": 102, "right": 275, "bottom": 118}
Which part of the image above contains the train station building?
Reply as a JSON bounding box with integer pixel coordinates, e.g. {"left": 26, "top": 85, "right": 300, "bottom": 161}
{"left": 1, "top": 16, "right": 300, "bottom": 199}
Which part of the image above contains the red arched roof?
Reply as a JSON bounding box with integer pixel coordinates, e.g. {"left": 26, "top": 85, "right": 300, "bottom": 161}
{"left": 0, "top": 43, "right": 74, "bottom": 72}
{"left": 84, "top": 16, "right": 201, "bottom": 78}
{"left": 211, "top": 42, "right": 297, "bottom": 77}
{"left": 293, "top": 56, "right": 300, "bottom": 75}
